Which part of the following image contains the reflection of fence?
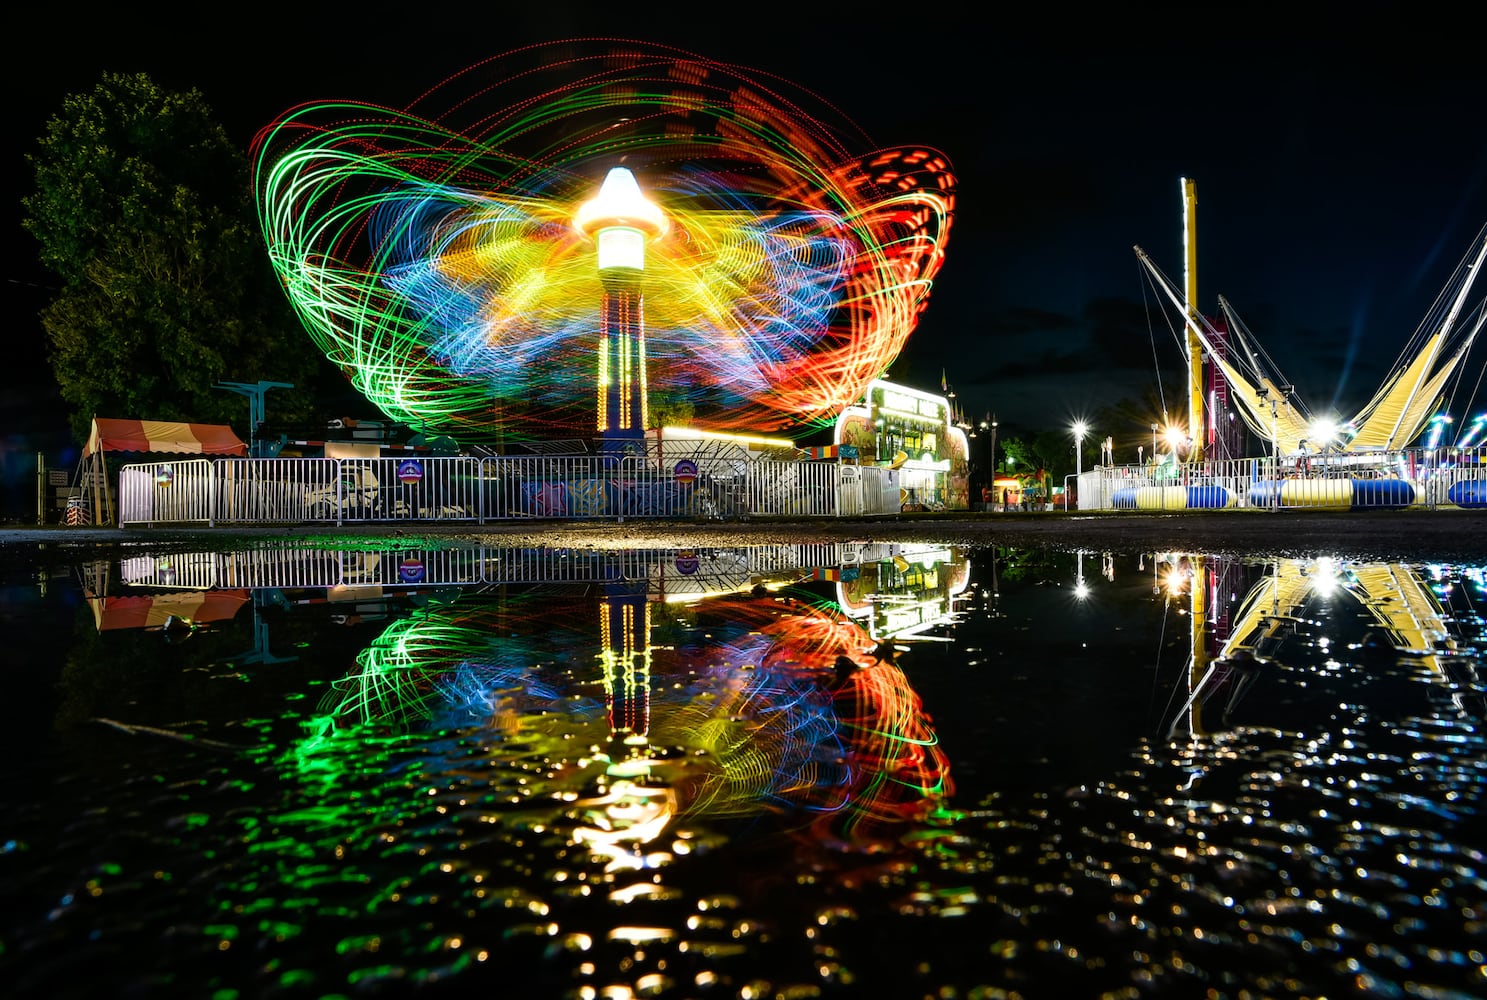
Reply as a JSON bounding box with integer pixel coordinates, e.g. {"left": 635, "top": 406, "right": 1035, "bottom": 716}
{"left": 1078, "top": 446, "right": 1487, "bottom": 511}
{"left": 116, "top": 452, "right": 906, "bottom": 526}
{"left": 118, "top": 543, "right": 880, "bottom": 590}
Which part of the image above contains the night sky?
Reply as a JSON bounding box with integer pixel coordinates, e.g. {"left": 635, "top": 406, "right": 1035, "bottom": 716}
{"left": 4, "top": 2, "right": 1486, "bottom": 513}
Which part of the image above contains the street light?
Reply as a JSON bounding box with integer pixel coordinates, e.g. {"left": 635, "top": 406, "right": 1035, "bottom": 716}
{"left": 1163, "top": 424, "right": 1186, "bottom": 458}
{"left": 1072, "top": 420, "right": 1087, "bottom": 509}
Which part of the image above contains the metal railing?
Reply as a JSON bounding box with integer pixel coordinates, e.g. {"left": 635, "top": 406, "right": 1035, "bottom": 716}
{"left": 114, "top": 451, "right": 907, "bottom": 527}
{"left": 1077, "top": 446, "right": 1487, "bottom": 511}
{"left": 113, "top": 445, "right": 1487, "bottom": 525}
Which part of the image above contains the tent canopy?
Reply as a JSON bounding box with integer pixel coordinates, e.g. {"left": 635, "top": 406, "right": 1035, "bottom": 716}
{"left": 83, "top": 418, "right": 247, "bottom": 458}
{"left": 90, "top": 590, "right": 250, "bottom": 631}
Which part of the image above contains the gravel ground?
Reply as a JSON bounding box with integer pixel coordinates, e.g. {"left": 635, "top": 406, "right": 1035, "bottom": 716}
{"left": 5, "top": 508, "right": 1487, "bottom": 564}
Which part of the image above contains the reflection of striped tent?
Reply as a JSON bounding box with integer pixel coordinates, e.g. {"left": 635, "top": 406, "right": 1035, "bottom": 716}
{"left": 90, "top": 590, "right": 250, "bottom": 631}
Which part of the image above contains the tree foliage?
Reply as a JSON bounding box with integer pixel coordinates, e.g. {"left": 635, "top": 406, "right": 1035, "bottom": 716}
{"left": 1092, "top": 375, "right": 1187, "bottom": 458}
{"left": 23, "top": 72, "right": 328, "bottom": 442}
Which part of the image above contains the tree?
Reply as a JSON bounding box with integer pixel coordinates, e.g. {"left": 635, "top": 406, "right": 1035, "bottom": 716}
{"left": 23, "top": 72, "right": 328, "bottom": 443}
{"left": 1000, "top": 434, "right": 1034, "bottom": 475}
{"left": 647, "top": 390, "right": 695, "bottom": 429}
{"left": 1093, "top": 375, "right": 1187, "bottom": 464}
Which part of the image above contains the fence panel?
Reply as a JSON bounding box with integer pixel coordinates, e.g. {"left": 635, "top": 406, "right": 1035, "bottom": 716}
{"left": 119, "top": 452, "right": 887, "bottom": 525}
{"left": 1087, "top": 449, "right": 1449, "bottom": 511}
{"left": 217, "top": 457, "right": 336, "bottom": 524}
{"left": 859, "top": 466, "right": 901, "bottom": 514}
{"left": 119, "top": 459, "right": 215, "bottom": 526}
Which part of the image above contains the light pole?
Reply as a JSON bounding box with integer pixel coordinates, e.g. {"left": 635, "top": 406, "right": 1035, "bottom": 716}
{"left": 1151, "top": 422, "right": 1159, "bottom": 470}
{"left": 1164, "top": 425, "right": 1187, "bottom": 479}
{"left": 216, "top": 380, "right": 294, "bottom": 457}
{"left": 1072, "top": 420, "right": 1087, "bottom": 509}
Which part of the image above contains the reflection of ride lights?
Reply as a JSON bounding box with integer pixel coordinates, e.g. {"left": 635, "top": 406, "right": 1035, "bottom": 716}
{"left": 873, "top": 598, "right": 952, "bottom": 639}
{"left": 572, "top": 779, "right": 676, "bottom": 859}
{"left": 1309, "top": 556, "right": 1341, "bottom": 598}
{"left": 661, "top": 579, "right": 793, "bottom": 605}
{"left": 1160, "top": 564, "right": 1190, "bottom": 597}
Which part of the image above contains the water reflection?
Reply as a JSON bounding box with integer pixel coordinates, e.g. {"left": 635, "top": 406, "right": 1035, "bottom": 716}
{"left": 1152, "top": 552, "right": 1484, "bottom": 739}
{"left": 305, "top": 582, "right": 956, "bottom": 857}
{"left": 4, "top": 541, "right": 1484, "bottom": 998}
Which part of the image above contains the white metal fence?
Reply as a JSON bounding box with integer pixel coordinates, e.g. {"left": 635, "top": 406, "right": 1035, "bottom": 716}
{"left": 115, "top": 452, "right": 905, "bottom": 527}
{"left": 1075, "top": 446, "right": 1487, "bottom": 512}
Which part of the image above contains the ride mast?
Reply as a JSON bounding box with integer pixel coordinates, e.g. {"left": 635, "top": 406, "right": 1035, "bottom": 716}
{"left": 1183, "top": 177, "right": 1204, "bottom": 463}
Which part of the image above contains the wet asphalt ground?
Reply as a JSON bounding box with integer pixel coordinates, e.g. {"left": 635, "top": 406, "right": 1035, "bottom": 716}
{"left": 4, "top": 508, "right": 1487, "bottom": 565}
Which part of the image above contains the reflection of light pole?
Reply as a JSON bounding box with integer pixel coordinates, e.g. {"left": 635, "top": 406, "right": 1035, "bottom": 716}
{"left": 575, "top": 167, "right": 668, "bottom": 449}
{"left": 1072, "top": 420, "right": 1087, "bottom": 510}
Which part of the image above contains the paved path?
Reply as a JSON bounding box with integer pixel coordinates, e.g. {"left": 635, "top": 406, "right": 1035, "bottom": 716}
{"left": 5, "top": 509, "right": 1487, "bottom": 563}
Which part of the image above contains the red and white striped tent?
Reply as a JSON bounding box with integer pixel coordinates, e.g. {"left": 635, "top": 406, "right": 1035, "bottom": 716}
{"left": 78, "top": 417, "right": 248, "bottom": 526}
{"left": 83, "top": 418, "right": 248, "bottom": 458}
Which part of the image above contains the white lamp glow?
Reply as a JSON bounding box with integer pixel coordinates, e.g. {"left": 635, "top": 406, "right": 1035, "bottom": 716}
{"left": 575, "top": 167, "right": 668, "bottom": 271}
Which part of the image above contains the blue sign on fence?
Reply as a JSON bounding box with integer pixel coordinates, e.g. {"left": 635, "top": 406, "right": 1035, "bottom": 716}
{"left": 398, "top": 555, "right": 426, "bottom": 583}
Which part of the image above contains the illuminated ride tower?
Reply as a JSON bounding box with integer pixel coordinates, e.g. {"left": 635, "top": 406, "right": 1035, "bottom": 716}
{"left": 575, "top": 166, "right": 669, "bottom": 454}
